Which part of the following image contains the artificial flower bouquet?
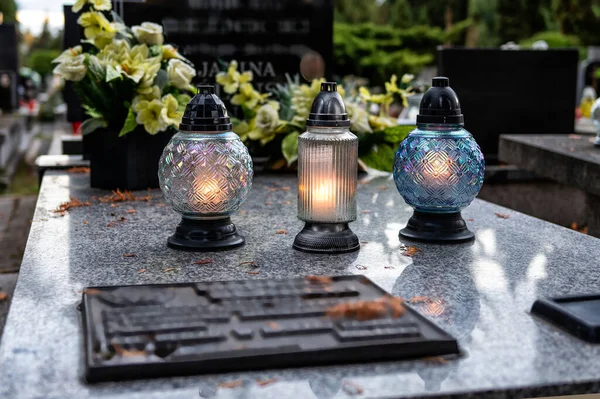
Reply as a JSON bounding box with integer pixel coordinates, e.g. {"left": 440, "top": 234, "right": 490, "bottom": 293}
{"left": 53, "top": 0, "right": 196, "bottom": 137}
{"left": 216, "top": 61, "right": 416, "bottom": 172}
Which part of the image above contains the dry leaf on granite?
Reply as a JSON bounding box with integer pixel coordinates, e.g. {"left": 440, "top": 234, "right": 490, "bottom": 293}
{"left": 402, "top": 246, "right": 422, "bottom": 257}
{"left": 275, "top": 229, "right": 288, "bottom": 235}
{"left": 66, "top": 166, "right": 90, "bottom": 174}
{"left": 266, "top": 322, "right": 280, "bottom": 330}
{"left": 422, "top": 356, "right": 448, "bottom": 364}
{"left": 106, "top": 221, "right": 117, "bottom": 227}
{"left": 495, "top": 212, "right": 510, "bottom": 219}
{"left": 99, "top": 189, "right": 152, "bottom": 203}
{"left": 342, "top": 381, "right": 364, "bottom": 396}
{"left": 239, "top": 261, "right": 258, "bottom": 267}
{"left": 126, "top": 209, "right": 136, "bottom": 214}
{"left": 139, "top": 269, "right": 146, "bottom": 273}
{"left": 123, "top": 254, "right": 137, "bottom": 258}
{"left": 281, "top": 201, "right": 292, "bottom": 205}
{"left": 194, "top": 259, "right": 213, "bottom": 265}
{"left": 83, "top": 220, "right": 89, "bottom": 225}
{"left": 326, "top": 296, "right": 405, "bottom": 320}
{"left": 163, "top": 267, "right": 180, "bottom": 272}
{"left": 360, "top": 210, "right": 372, "bottom": 214}
{"left": 265, "top": 201, "right": 273, "bottom": 205}
{"left": 247, "top": 271, "right": 260, "bottom": 275}
{"left": 53, "top": 196, "right": 91, "bottom": 215}
{"left": 378, "top": 186, "right": 389, "bottom": 190}
{"left": 306, "top": 275, "right": 333, "bottom": 285}
{"left": 219, "top": 380, "right": 243, "bottom": 389}
{"left": 409, "top": 296, "right": 430, "bottom": 304}
{"left": 256, "top": 378, "right": 279, "bottom": 387}
{"left": 0, "top": 291, "right": 8, "bottom": 302}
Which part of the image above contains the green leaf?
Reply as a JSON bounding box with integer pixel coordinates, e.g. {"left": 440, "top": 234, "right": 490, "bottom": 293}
{"left": 82, "top": 104, "right": 103, "bottom": 119}
{"left": 241, "top": 104, "right": 257, "bottom": 120}
{"left": 80, "top": 118, "right": 107, "bottom": 136}
{"left": 154, "top": 69, "right": 168, "bottom": 90}
{"left": 381, "top": 124, "right": 413, "bottom": 144}
{"left": 360, "top": 143, "right": 396, "bottom": 172}
{"left": 281, "top": 132, "right": 299, "bottom": 166}
{"left": 105, "top": 65, "right": 122, "bottom": 82}
{"left": 119, "top": 107, "right": 138, "bottom": 137}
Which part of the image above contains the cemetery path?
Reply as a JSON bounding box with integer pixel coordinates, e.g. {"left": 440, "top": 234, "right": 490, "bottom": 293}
{"left": 0, "top": 195, "right": 36, "bottom": 273}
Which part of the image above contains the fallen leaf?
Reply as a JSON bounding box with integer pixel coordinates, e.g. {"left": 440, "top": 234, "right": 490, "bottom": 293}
{"left": 123, "top": 254, "right": 137, "bottom": 258}
{"left": 326, "top": 296, "right": 405, "bottom": 321}
{"left": 355, "top": 265, "right": 367, "bottom": 270}
{"left": 403, "top": 246, "right": 422, "bottom": 257}
{"left": 110, "top": 204, "right": 120, "bottom": 208}
{"left": 305, "top": 275, "right": 333, "bottom": 285}
{"left": 239, "top": 261, "right": 258, "bottom": 267}
{"left": 281, "top": 186, "right": 291, "bottom": 191}
{"left": 466, "top": 218, "right": 475, "bottom": 222}
{"left": 266, "top": 322, "right": 281, "bottom": 330}
{"left": 53, "top": 196, "right": 91, "bottom": 215}
{"left": 378, "top": 186, "right": 389, "bottom": 190}
{"left": 275, "top": 229, "right": 288, "bottom": 235}
{"left": 281, "top": 201, "right": 292, "bottom": 205}
{"left": 495, "top": 212, "right": 510, "bottom": 219}
{"left": 219, "top": 380, "right": 243, "bottom": 389}
{"left": 342, "top": 380, "right": 364, "bottom": 396}
{"left": 106, "top": 221, "right": 117, "bottom": 227}
{"left": 126, "top": 209, "right": 137, "bottom": 214}
{"left": 265, "top": 202, "right": 273, "bottom": 205}
{"left": 409, "top": 296, "right": 430, "bottom": 304}
{"left": 156, "top": 203, "right": 166, "bottom": 207}
{"left": 82, "top": 288, "right": 102, "bottom": 295}
{"left": 163, "top": 267, "right": 180, "bottom": 272}
{"left": 83, "top": 220, "right": 89, "bottom": 225}
{"left": 422, "top": 356, "right": 448, "bottom": 364}
{"left": 570, "top": 222, "right": 589, "bottom": 234}
{"left": 256, "top": 378, "right": 279, "bottom": 387}
{"left": 0, "top": 291, "right": 8, "bottom": 302}
{"left": 112, "top": 343, "right": 147, "bottom": 357}
{"left": 139, "top": 269, "right": 146, "bottom": 273}
{"left": 247, "top": 271, "right": 260, "bottom": 275}
{"left": 360, "top": 210, "right": 372, "bottom": 214}
{"left": 99, "top": 189, "right": 151, "bottom": 203}
{"left": 66, "top": 166, "right": 90, "bottom": 174}
{"left": 194, "top": 259, "right": 213, "bottom": 265}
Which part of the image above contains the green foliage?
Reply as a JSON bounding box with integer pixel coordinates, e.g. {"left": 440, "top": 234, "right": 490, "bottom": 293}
{"left": 281, "top": 131, "right": 299, "bottom": 165}
{"left": 27, "top": 49, "right": 60, "bottom": 77}
{"left": 119, "top": 107, "right": 138, "bottom": 137}
{"left": 519, "top": 30, "right": 585, "bottom": 58}
{"left": 360, "top": 143, "right": 397, "bottom": 172}
{"left": 334, "top": 22, "right": 443, "bottom": 86}
{"left": 0, "top": 0, "right": 17, "bottom": 23}
{"left": 334, "top": 0, "right": 378, "bottom": 23}
{"left": 80, "top": 118, "right": 107, "bottom": 135}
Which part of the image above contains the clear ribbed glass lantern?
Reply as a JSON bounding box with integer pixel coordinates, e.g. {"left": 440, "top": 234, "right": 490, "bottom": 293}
{"left": 393, "top": 77, "right": 484, "bottom": 243}
{"left": 158, "top": 85, "right": 253, "bottom": 251}
{"left": 293, "top": 82, "right": 360, "bottom": 253}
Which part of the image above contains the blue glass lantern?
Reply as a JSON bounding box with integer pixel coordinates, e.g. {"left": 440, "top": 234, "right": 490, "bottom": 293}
{"left": 393, "top": 77, "right": 484, "bottom": 243}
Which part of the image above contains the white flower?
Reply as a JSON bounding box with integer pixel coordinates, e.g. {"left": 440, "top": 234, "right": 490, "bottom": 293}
{"left": 132, "top": 22, "right": 164, "bottom": 46}
{"left": 401, "top": 74, "right": 415, "bottom": 84}
{"left": 167, "top": 59, "right": 195, "bottom": 91}
{"left": 53, "top": 54, "right": 87, "bottom": 82}
{"left": 53, "top": 46, "right": 82, "bottom": 64}
{"left": 255, "top": 102, "right": 280, "bottom": 131}
{"left": 346, "top": 102, "right": 372, "bottom": 133}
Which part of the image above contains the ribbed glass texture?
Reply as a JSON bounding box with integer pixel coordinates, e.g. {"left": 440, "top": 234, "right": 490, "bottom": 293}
{"left": 393, "top": 125, "right": 485, "bottom": 214}
{"left": 297, "top": 127, "right": 358, "bottom": 223}
{"left": 158, "top": 131, "right": 253, "bottom": 219}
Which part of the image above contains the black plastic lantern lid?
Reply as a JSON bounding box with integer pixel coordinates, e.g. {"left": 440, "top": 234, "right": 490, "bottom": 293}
{"left": 416, "top": 77, "right": 464, "bottom": 125}
{"left": 306, "top": 82, "right": 351, "bottom": 128}
{"left": 179, "top": 85, "right": 233, "bottom": 132}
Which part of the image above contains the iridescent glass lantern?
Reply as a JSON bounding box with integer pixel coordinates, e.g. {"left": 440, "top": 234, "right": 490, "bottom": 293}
{"left": 159, "top": 85, "right": 253, "bottom": 251}
{"left": 293, "top": 82, "right": 360, "bottom": 253}
{"left": 393, "top": 77, "right": 484, "bottom": 243}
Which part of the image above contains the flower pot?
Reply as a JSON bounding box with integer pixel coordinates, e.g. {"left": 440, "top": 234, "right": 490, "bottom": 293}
{"left": 85, "top": 127, "right": 174, "bottom": 190}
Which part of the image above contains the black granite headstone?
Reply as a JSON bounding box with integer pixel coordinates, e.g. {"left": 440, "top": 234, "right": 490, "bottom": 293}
{"left": 0, "top": 24, "right": 18, "bottom": 111}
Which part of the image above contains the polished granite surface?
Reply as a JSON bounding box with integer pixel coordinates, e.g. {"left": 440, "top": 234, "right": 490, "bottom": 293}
{"left": 1, "top": 171, "right": 600, "bottom": 399}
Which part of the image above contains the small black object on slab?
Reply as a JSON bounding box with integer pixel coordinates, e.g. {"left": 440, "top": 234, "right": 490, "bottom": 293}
{"left": 167, "top": 217, "right": 244, "bottom": 251}
{"left": 531, "top": 294, "right": 600, "bottom": 343}
{"left": 293, "top": 222, "right": 360, "bottom": 254}
{"left": 81, "top": 275, "right": 458, "bottom": 382}
{"left": 400, "top": 211, "right": 474, "bottom": 243}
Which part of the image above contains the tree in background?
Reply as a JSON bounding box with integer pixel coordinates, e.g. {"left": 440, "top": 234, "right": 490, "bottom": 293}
{"left": 24, "top": 17, "right": 63, "bottom": 79}
{"left": 553, "top": 0, "right": 600, "bottom": 45}
{"left": 334, "top": 0, "right": 378, "bottom": 23}
{"left": 0, "top": 0, "right": 17, "bottom": 23}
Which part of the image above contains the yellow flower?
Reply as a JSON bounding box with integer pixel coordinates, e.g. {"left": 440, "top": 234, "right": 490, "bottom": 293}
{"left": 215, "top": 60, "right": 252, "bottom": 94}
{"left": 97, "top": 39, "right": 130, "bottom": 64}
{"left": 369, "top": 115, "right": 396, "bottom": 131}
{"left": 345, "top": 102, "right": 371, "bottom": 133}
{"left": 78, "top": 11, "right": 116, "bottom": 49}
{"left": 159, "top": 94, "right": 183, "bottom": 127}
{"left": 132, "top": 86, "right": 161, "bottom": 109}
{"left": 385, "top": 75, "right": 399, "bottom": 94}
{"left": 359, "top": 87, "right": 391, "bottom": 106}
{"left": 137, "top": 62, "right": 162, "bottom": 95}
{"left": 132, "top": 22, "right": 164, "bottom": 46}
{"left": 53, "top": 46, "right": 82, "bottom": 64}
{"left": 401, "top": 74, "right": 415, "bottom": 85}
{"left": 162, "top": 45, "right": 188, "bottom": 62}
{"left": 291, "top": 78, "right": 324, "bottom": 124}
{"left": 231, "top": 83, "right": 269, "bottom": 110}
{"left": 72, "top": 0, "right": 111, "bottom": 13}
{"left": 117, "top": 44, "right": 151, "bottom": 83}
{"left": 134, "top": 99, "right": 168, "bottom": 135}
{"left": 53, "top": 54, "right": 87, "bottom": 81}
{"left": 167, "top": 59, "right": 196, "bottom": 91}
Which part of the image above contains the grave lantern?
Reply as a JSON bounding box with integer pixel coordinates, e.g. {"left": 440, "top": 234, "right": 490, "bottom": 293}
{"left": 393, "top": 77, "right": 484, "bottom": 243}
{"left": 158, "top": 85, "right": 253, "bottom": 251}
{"left": 293, "top": 82, "right": 360, "bottom": 253}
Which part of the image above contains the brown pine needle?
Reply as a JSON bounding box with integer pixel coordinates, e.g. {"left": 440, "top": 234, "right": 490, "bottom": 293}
{"left": 123, "top": 254, "right": 137, "bottom": 258}
{"left": 194, "top": 259, "right": 213, "bottom": 265}
{"left": 66, "top": 166, "right": 90, "bottom": 174}
{"left": 81, "top": 288, "right": 102, "bottom": 295}
{"left": 126, "top": 209, "right": 137, "bottom": 214}
{"left": 219, "top": 380, "right": 243, "bottom": 389}
{"left": 53, "top": 196, "right": 91, "bottom": 215}
{"left": 239, "top": 261, "right": 257, "bottom": 266}
{"left": 326, "top": 296, "right": 405, "bottom": 320}
{"left": 409, "top": 296, "right": 430, "bottom": 304}
{"left": 256, "top": 378, "right": 279, "bottom": 387}
{"left": 275, "top": 229, "right": 288, "bottom": 235}
{"left": 163, "top": 267, "right": 180, "bottom": 272}
{"left": 495, "top": 212, "right": 510, "bottom": 219}
{"left": 247, "top": 270, "right": 260, "bottom": 275}
{"left": 99, "top": 189, "right": 151, "bottom": 203}
{"left": 139, "top": 269, "right": 146, "bottom": 273}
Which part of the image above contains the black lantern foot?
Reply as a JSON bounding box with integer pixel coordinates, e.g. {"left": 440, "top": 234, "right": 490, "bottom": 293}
{"left": 293, "top": 222, "right": 360, "bottom": 254}
{"left": 400, "top": 210, "right": 474, "bottom": 243}
{"left": 167, "top": 217, "right": 245, "bottom": 251}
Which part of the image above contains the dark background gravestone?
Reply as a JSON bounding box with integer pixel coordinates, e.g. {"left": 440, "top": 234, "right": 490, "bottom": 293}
{"left": 438, "top": 48, "right": 578, "bottom": 162}
{"left": 0, "top": 24, "right": 18, "bottom": 112}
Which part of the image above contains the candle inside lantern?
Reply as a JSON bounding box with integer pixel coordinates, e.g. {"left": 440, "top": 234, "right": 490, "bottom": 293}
{"left": 423, "top": 150, "right": 453, "bottom": 186}
{"left": 192, "top": 177, "right": 226, "bottom": 208}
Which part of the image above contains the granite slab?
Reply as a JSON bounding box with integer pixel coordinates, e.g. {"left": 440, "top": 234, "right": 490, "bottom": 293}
{"left": 1, "top": 171, "right": 600, "bottom": 399}
{"left": 498, "top": 134, "right": 600, "bottom": 197}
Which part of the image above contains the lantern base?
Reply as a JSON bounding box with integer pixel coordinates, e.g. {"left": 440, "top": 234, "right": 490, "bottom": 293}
{"left": 293, "top": 222, "right": 360, "bottom": 254}
{"left": 400, "top": 210, "right": 474, "bottom": 243}
{"left": 167, "top": 217, "right": 245, "bottom": 251}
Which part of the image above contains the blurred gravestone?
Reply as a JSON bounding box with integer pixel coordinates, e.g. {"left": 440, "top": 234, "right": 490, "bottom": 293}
{"left": 0, "top": 24, "right": 18, "bottom": 112}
